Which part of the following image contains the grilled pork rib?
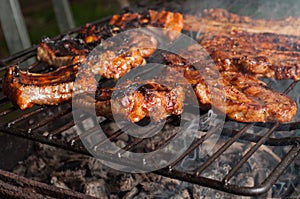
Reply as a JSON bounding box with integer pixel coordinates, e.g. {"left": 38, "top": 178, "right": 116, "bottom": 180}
{"left": 2, "top": 65, "right": 96, "bottom": 110}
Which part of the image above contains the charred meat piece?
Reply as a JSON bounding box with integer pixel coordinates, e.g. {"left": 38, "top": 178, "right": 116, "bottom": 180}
{"left": 37, "top": 9, "right": 182, "bottom": 70}
{"left": 85, "top": 30, "right": 157, "bottom": 79}
{"left": 38, "top": 31, "right": 157, "bottom": 80}
{"left": 77, "top": 23, "right": 115, "bottom": 45}
{"left": 73, "top": 81, "right": 185, "bottom": 123}
{"left": 3, "top": 9, "right": 299, "bottom": 124}
{"left": 109, "top": 12, "right": 145, "bottom": 30}
{"left": 37, "top": 37, "right": 90, "bottom": 66}
{"left": 111, "top": 81, "right": 184, "bottom": 122}
{"left": 86, "top": 48, "right": 146, "bottom": 80}
{"left": 110, "top": 10, "right": 183, "bottom": 41}
{"left": 2, "top": 64, "right": 96, "bottom": 109}
{"left": 79, "top": 9, "right": 183, "bottom": 47}
{"left": 198, "top": 31, "right": 300, "bottom": 80}
{"left": 148, "top": 10, "right": 183, "bottom": 41}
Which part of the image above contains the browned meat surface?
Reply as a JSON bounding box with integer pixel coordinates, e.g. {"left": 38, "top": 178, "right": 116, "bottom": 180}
{"left": 37, "top": 37, "right": 90, "bottom": 66}
{"left": 3, "top": 64, "right": 184, "bottom": 123}
{"left": 184, "top": 8, "right": 300, "bottom": 36}
{"left": 2, "top": 65, "right": 96, "bottom": 110}
{"left": 162, "top": 45, "right": 297, "bottom": 123}
{"left": 109, "top": 9, "right": 183, "bottom": 41}
{"left": 195, "top": 71, "right": 297, "bottom": 123}
{"left": 111, "top": 81, "right": 184, "bottom": 122}
{"left": 198, "top": 31, "right": 300, "bottom": 80}
{"left": 38, "top": 10, "right": 183, "bottom": 69}
{"left": 109, "top": 12, "right": 146, "bottom": 30}
{"left": 85, "top": 30, "right": 157, "bottom": 79}
{"left": 37, "top": 10, "right": 185, "bottom": 80}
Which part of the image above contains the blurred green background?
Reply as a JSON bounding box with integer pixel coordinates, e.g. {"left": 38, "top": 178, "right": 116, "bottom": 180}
{"left": 1, "top": 0, "right": 300, "bottom": 59}
{"left": 0, "top": 0, "right": 120, "bottom": 59}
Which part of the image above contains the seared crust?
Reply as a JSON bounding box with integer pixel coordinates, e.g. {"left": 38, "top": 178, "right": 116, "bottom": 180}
{"left": 199, "top": 31, "right": 300, "bottom": 80}
{"left": 37, "top": 37, "right": 90, "bottom": 66}
{"left": 184, "top": 8, "right": 300, "bottom": 36}
{"left": 72, "top": 80, "right": 185, "bottom": 123}
{"left": 110, "top": 81, "right": 185, "bottom": 122}
{"left": 85, "top": 30, "right": 156, "bottom": 79}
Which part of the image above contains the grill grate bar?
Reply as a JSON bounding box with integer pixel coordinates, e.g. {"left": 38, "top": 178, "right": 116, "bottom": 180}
{"left": 0, "top": 45, "right": 37, "bottom": 65}
{"left": 259, "top": 144, "right": 300, "bottom": 192}
{"left": 28, "top": 105, "right": 72, "bottom": 132}
{"left": 7, "top": 107, "right": 47, "bottom": 127}
{"left": 51, "top": 120, "right": 75, "bottom": 137}
{"left": 117, "top": 126, "right": 166, "bottom": 155}
{"left": 155, "top": 143, "right": 300, "bottom": 196}
{"left": 0, "top": 97, "right": 8, "bottom": 105}
{"left": 142, "top": 130, "right": 179, "bottom": 162}
{"left": 91, "top": 124, "right": 131, "bottom": 150}
{"left": 167, "top": 125, "right": 222, "bottom": 170}
{"left": 69, "top": 119, "right": 113, "bottom": 144}
{"left": 221, "top": 127, "right": 300, "bottom": 146}
{"left": 0, "top": 12, "right": 299, "bottom": 197}
{"left": 283, "top": 80, "right": 299, "bottom": 94}
{"left": 168, "top": 137, "right": 207, "bottom": 170}
{"left": 222, "top": 122, "right": 279, "bottom": 183}
{"left": 0, "top": 106, "right": 16, "bottom": 117}
{"left": 194, "top": 124, "right": 253, "bottom": 176}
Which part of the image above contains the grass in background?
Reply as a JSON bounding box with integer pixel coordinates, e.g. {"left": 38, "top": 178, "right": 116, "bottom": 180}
{"left": 0, "top": 0, "right": 120, "bottom": 59}
{"left": 71, "top": 0, "right": 119, "bottom": 26}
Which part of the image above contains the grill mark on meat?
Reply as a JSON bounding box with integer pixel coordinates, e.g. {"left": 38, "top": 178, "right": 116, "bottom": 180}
{"left": 37, "top": 10, "right": 183, "bottom": 80}
{"left": 111, "top": 81, "right": 185, "bottom": 122}
{"left": 110, "top": 10, "right": 183, "bottom": 41}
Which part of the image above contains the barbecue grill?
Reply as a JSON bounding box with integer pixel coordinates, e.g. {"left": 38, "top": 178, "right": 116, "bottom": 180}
{"left": 0, "top": 1, "right": 300, "bottom": 198}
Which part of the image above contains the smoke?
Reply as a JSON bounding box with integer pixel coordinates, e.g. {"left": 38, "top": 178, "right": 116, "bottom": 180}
{"left": 181, "top": 0, "right": 300, "bottom": 18}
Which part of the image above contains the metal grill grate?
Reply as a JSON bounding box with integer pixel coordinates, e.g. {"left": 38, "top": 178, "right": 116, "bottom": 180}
{"left": 0, "top": 17, "right": 299, "bottom": 197}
